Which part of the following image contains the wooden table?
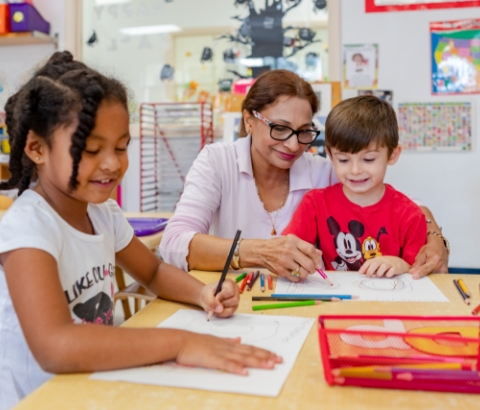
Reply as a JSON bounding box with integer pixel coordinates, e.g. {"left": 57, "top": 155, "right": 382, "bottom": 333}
{"left": 15, "top": 272, "right": 480, "bottom": 409}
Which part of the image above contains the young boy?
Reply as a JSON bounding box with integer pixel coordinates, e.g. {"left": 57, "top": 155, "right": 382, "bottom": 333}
{"left": 283, "top": 95, "right": 426, "bottom": 277}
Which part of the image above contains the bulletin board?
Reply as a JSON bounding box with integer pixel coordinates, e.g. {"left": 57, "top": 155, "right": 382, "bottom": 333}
{"left": 366, "top": 0, "right": 480, "bottom": 12}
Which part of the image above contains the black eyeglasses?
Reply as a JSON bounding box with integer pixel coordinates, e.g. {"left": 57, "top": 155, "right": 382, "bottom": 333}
{"left": 253, "top": 110, "right": 321, "bottom": 144}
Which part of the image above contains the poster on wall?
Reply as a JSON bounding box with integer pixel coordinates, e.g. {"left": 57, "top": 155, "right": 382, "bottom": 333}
{"left": 398, "top": 102, "right": 472, "bottom": 151}
{"left": 431, "top": 19, "right": 480, "bottom": 95}
{"left": 343, "top": 44, "right": 378, "bottom": 90}
{"left": 366, "top": 0, "right": 480, "bottom": 12}
{"left": 358, "top": 90, "right": 393, "bottom": 105}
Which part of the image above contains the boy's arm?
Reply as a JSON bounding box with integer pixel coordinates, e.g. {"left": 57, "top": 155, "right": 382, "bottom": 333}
{"left": 116, "top": 236, "right": 238, "bottom": 318}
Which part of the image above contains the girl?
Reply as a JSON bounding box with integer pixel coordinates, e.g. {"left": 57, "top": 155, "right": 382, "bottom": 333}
{"left": 0, "top": 51, "right": 281, "bottom": 409}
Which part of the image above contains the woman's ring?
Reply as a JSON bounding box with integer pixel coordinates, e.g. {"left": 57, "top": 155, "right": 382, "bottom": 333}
{"left": 291, "top": 265, "right": 301, "bottom": 278}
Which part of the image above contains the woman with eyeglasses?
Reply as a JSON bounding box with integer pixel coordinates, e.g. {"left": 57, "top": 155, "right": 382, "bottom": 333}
{"left": 160, "top": 70, "right": 448, "bottom": 282}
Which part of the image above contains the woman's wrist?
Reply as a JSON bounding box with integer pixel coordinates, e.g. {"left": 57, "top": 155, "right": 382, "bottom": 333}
{"left": 238, "top": 238, "right": 264, "bottom": 268}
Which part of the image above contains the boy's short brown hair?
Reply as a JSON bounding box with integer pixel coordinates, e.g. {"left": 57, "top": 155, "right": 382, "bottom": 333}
{"left": 325, "top": 95, "right": 399, "bottom": 157}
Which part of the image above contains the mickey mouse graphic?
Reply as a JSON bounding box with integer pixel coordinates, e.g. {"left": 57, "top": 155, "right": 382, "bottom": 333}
{"left": 327, "top": 217, "right": 364, "bottom": 271}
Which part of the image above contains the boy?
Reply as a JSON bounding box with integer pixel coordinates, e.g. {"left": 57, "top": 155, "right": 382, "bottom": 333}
{"left": 283, "top": 96, "right": 426, "bottom": 277}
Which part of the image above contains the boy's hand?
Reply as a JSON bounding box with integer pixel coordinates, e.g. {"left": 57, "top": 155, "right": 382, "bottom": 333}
{"left": 200, "top": 279, "right": 239, "bottom": 318}
{"left": 359, "top": 256, "right": 410, "bottom": 278}
{"left": 176, "top": 332, "right": 283, "bottom": 375}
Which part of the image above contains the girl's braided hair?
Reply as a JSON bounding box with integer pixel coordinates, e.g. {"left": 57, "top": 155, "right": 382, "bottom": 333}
{"left": 1, "top": 51, "right": 128, "bottom": 195}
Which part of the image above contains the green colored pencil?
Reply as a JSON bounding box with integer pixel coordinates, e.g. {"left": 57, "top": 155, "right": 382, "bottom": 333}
{"left": 252, "top": 300, "right": 322, "bottom": 311}
{"left": 235, "top": 272, "right": 247, "bottom": 283}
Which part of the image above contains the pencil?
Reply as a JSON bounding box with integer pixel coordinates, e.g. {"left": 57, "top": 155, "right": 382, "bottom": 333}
{"left": 316, "top": 268, "right": 333, "bottom": 286}
{"left": 209, "top": 229, "right": 241, "bottom": 321}
{"left": 453, "top": 279, "right": 470, "bottom": 305}
{"left": 457, "top": 278, "right": 471, "bottom": 297}
{"left": 247, "top": 271, "right": 259, "bottom": 291}
{"left": 267, "top": 274, "right": 273, "bottom": 290}
{"left": 260, "top": 273, "right": 265, "bottom": 292}
{"left": 239, "top": 272, "right": 252, "bottom": 293}
{"left": 252, "top": 300, "right": 321, "bottom": 311}
{"left": 472, "top": 302, "right": 480, "bottom": 316}
{"left": 235, "top": 272, "right": 247, "bottom": 283}
{"left": 252, "top": 296, "right": 341, "bottom": 302}
{"left": 271, "top": 293, "right": 358, "bottom": 300}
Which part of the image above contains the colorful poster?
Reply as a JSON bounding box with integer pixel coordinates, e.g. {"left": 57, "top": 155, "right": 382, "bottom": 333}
{"left": 431, "top": 19, "right": 480, "bottom": 95}
{"left": 343, "top": 44, "right": 378, "bottom": 90}
{"left": 358, "top": 89, "right": 393, "bottom": 105}
{"left": 397, "top": 102, "right": 472, "bottom": 151}
{"left": 366, "top": 0, "right": 480, "bottom": 12}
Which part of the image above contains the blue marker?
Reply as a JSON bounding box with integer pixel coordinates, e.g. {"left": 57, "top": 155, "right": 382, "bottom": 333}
{"left": 271, "top": 294, "right": 358, "bottom": 300}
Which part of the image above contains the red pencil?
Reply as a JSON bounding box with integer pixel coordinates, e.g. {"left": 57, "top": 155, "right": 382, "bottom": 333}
{"left": 472, "top": 302, "right": 480, "bottom": 316}
{"left": 239, "top": 272, "right": 252, "bottom": 293}
{"left": 268, "top": 274, "right": 273, "bottom": 290}
{"left": 247, "top": 271, "right": 259, "bottom": 291}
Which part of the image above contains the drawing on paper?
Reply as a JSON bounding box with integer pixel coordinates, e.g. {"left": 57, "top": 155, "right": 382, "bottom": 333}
{"left": 354, "top": 277, "right": 413, "bottom": 292}
{"left": 90, "top": 310, "right": 315, "bottom": 398}
{"left": 184, "top": 315, "right": 281, "bottom": 343}
{"left": 274, "top": 272, "right": 448, "bottom": 302}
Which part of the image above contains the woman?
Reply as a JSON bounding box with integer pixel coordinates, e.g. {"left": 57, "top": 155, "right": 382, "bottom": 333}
{"left": 160, "top": 70, "right": 448, "bottom": 281}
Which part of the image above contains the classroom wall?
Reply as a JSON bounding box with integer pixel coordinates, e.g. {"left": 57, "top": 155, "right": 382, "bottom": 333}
{"left": 0, "top": 0, "right": 69, "bottom": 110}
{"left": 341, "top": 0, "right": 480, "bottom": 268}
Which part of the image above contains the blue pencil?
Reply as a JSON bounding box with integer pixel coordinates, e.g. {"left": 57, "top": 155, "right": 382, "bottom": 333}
{"left": 260, "top": 273, "right": 265, "bottom": 292}
{"left": 271, "top": 293, "right": 358, "bottom": 300}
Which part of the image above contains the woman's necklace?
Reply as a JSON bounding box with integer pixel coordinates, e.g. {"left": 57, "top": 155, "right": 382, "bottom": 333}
{"left": 255, "top": 171, "right": 290, "bottom": 236}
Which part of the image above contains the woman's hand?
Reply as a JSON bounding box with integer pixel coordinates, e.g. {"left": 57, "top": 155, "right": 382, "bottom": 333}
{"left": 246, "top": 234, "right": 322, "bottom": 282}
{"left": 199, "top": 279, "right": 239, "bottom": 318}
{"left": 409, "top": 235, "right": 448, "bottom": 279}
{"left": 359, "top": 256, "right": 410, "bottom": 278}
{"left": 176, "top": 332, "right": 282, "bottom": 375}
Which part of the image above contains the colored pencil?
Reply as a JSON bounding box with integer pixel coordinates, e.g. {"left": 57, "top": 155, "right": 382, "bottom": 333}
{"left": 253, "top": 296, "right": 341, "bottom": 302}
{"left": 247, "top": 271, "right": 259, "bottom": 291}
{"left": 271, "top": 293, "right": 358, "bottom": 300}
{"left": 235, "top": 272, "right": 247, "bottom": 283}
{"left": 260, "top": 273, "right": 265, "bottom": 292}
{"left": 316, "top": 268, "right": 333, "bottom": 286}
{"left": 472, "top": 302, "right": 480, "bottom": 316}
{"left": 267, "top": 274, "right": 273, "bottom": 290}
{"left": 208, "top": 229, "right": 242, "bottom": 321}
{"left": 457, "top": 278, "right": 471, "bottom": 297}
{"left": 252, "top": 300, "right": 321, "bottom": 311}
{"left": 453, "top": 279, "right": 470, "bottom": 305}
{"left": 239, "top": 272, "right": 252, "bottom": 293}
{"left": 396, "top": 371, "right": 480, "bottom": 382}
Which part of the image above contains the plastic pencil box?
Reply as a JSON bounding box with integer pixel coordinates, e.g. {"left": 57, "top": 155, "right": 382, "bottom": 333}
{"left": 318, "top": 315, "right": 480, "bottom": 394}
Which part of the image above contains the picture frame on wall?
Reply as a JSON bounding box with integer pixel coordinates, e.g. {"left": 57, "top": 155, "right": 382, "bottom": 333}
{"left": 366, "top": 0, "right": 480, "bottom": 13}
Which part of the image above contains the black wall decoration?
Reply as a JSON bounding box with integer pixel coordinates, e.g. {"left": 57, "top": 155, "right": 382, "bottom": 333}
{"left": 215, "top": 0, "right": 323, "bottom": 75}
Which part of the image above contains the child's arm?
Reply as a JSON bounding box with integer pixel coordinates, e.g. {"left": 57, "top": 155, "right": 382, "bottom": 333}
{"left": 116, "top": 236, "right": 237, "bottom": 317}
{"left": 359, "top": 255, "right": 410, "bottom": 277}
{"left": 2, "top": 248, "right": 281, "bottom": 375}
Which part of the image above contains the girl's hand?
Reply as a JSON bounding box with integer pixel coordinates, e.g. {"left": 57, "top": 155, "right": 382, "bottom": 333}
{"left": 359, "top": 256, "right": 410, "bottom": 278}
{"left": 250, "top": 235, "right": 322, "bottom": 283}
{"left": 176, "top": 332, "right": 282, "bottom": 375}
{"left": 200, "top": 279, "right": 239, "bottom": 318}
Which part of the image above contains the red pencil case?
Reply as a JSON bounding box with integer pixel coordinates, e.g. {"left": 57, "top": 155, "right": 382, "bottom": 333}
{"left": 318, "top": 315, "right": 480, "bottom": 394}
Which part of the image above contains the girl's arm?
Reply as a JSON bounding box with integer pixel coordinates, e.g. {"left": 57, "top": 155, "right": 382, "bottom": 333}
{"left": 2, "top": 248, "right": 281, "bottom": 374}
{"left": 116, "top": 236, "right": 237, "bottom": 317}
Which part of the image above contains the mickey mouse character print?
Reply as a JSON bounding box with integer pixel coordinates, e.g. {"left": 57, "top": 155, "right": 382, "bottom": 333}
{"left": 327, "top": 217, "right": 364, "bottom": 271}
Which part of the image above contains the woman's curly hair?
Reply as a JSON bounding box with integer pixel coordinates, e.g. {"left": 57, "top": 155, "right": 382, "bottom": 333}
{"left": 1, "top": 51, "right": 128, "bottom": 194}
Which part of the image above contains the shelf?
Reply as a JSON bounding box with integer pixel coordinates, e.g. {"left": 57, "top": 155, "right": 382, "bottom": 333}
{"left": 0, "top": 31, "right": 57, "bottom": 47}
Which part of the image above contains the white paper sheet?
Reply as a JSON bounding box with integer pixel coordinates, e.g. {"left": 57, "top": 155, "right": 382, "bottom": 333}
{"left": 274, "top": 272, "right": 448, "bottom": 302}
{"left": 90, "top": 310, "right": 314, "bottom": 397}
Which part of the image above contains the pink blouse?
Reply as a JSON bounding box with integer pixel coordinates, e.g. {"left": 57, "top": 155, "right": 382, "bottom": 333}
{"left": 160, "top": 135, "right": 337, "bottom": 271}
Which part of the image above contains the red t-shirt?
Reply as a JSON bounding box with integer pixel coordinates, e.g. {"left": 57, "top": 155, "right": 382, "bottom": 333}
{"left": 283, "top": 183, "right": 427, "bottom": 271}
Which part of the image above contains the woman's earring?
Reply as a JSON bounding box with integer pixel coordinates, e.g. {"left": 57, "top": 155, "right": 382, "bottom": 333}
{"left": 35, "top": 157, "right": 39, "bottom": 161}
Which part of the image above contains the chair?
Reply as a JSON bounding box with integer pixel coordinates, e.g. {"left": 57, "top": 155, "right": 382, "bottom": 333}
{"left": 113, "top": 266, "right": 156, "bottom": 320}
